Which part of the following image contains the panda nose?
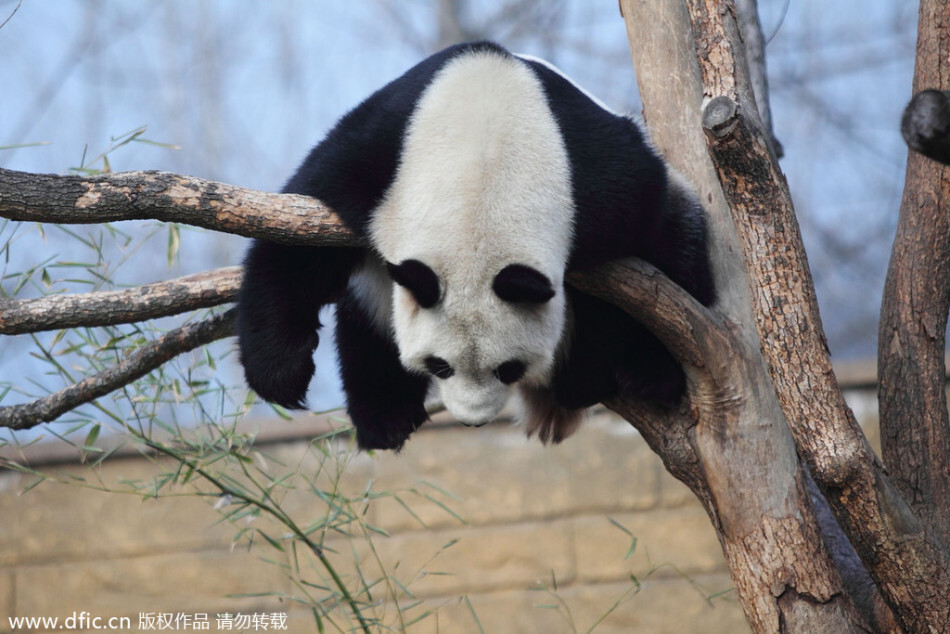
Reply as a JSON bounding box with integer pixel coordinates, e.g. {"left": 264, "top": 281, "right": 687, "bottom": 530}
{"left": 442, "top": 383, "right": 508, "bottom": 427}
{"left": 452, "top": 399, "right": 504, "bottom": 427}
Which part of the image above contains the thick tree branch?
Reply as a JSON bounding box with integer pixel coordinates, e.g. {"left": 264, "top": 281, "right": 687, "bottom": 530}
{"left": 0, "top": 267, "right": 241, "bottom": 334}
{"left": 0, "top": 168, "right": 363, "bottom": 247}
{"left": 0, "top": 309, "right": 235, "bottom": 430}
{"left": 620, "top": 2, "right": 874, "bottom": 630}
{"left": 570, "top": 259, "right": 712, "bottom": 369}
{"left": 575, "top": 256, "right": 862, "bottom": 633}
{"left": 687, "top": 0, "right": 950, "bottom": 631}
{"left": 880, "top": 0, "right": 950, "bottom": 546}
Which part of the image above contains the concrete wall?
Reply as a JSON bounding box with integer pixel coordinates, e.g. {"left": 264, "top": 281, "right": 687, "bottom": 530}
{"left": 0, "top": 406, "right": 761, "bottom": 634}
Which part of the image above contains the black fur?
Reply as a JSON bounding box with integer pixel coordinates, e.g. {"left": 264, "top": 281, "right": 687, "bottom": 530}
{"left": 520, "top": 56, "right": 715, "bottom": 304}
{"left": 236, "top": 244, "right": 361, "bottom": 409}
{"left": 237, "top": 43, "right": 495, "bottom": 412}
{"left": 902, "top": 89, "right": 950, "bottom": 166}
{"left": 519, "top": 54, "right": 714, "bottom": 413}
{"left": 335, "top": 291, "right": 430, "bottom": 451}
{"left": 388, "top": 259, "right": 441, "bottom": 308}
{"left": 493, "top": 264, "right": 556, "bottom": 303}
{"left": 494, "top": 360, "right": 527, "bottom": 385}
{"left": 424, "top": 356, "right": 455, "bottom": 380}
{"left": 236, "top": 41, "right": 715, "bottom": 450}
{"left": 553, "top": 288, "right": 684, "bottom": 410}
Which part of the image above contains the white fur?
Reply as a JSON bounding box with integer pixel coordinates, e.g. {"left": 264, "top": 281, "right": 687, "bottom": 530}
{"left": 368, "top": 49, "right": 575, "bottom": 426}
{"left": 348, "top": 256, "right": 392, "bottom": 334}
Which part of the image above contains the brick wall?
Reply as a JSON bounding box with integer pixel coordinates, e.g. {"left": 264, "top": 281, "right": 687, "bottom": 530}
{"left": 1, "top": 390, "right": 881, "bottom": 633}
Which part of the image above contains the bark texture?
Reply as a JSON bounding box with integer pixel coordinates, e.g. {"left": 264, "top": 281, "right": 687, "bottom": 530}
{"left": 0, "top": 309, "right": 235, "bottom": 430}
{"left": 879, "top": 0, "right": 950, "bottom": 548}
{"left": 0, "top": 168, "right": 361, "bottom": 246}
{"left": 681, "top": 0, "right": 950, "bottom": 631}
{"left": 0, "top": 267, "right": 241, "bottom": 335}
{"left": 620, "top": 1, "right": 872, "bottom": 631}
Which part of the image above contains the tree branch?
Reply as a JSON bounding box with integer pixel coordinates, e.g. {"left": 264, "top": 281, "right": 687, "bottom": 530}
{"left": 571, "top": 259, "right": 728, "bottom": 505}
{"left": 619, "top": 2, "right": 877, "bottom": 630}
{"left": 569, "top": 259, "right": 712, "bottom": 369}
{"left": 0, "top": 168, "right": 363, "bottom": 247}
{"left": 733, "top": 0, "right": 782, "bottom": 158}
{"left": 880, "top": 0, "right": 950, "bottom": 546}
{"left": 0, "top": 309, "right": 235, "bottom": 430}
{"left": 687, "top": 0, "right": 950, "bottom": 630}
{"left": 0, "top": 267, "right": 241, "bottom": 334}
{"left": 575, "top": 254, "right": 864, "bottom": 633}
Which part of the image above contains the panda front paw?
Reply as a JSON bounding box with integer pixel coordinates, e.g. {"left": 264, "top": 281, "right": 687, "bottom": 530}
{"left": 241, "top": 332, "right": 319, "bottom": 410}
{"left": 348, "top": 401, "right": 428, "bottom": 451}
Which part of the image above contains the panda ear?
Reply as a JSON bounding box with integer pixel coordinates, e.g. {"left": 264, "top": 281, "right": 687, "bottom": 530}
{"left": 493, "top": 264, "right": 556, "bottom": 304}
{"left": 387, "top": 259, "right": 441, "bottom": 308}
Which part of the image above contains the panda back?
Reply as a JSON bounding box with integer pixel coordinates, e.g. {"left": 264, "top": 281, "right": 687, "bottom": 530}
{"left": 369, "top": 47, "right": 576, "bottom": 302}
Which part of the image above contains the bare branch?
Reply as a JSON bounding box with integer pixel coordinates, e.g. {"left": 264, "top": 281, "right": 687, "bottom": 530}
{"left": 0, "top": 168, "right": 363, "bottom": 247}
{"left": 0, "top": 267, "right": 241, "bottom": 335}
{"left": 688, "top": 1, "right": 950, "bottom": 630}
{"left": 733, "top": 0, "right": 782, "bottom": 158}
{"left": 0, "top": 309, "right": 235, "bottom": 430}
{"left": 881, "top": 0, "right": 950, "bottom": 543}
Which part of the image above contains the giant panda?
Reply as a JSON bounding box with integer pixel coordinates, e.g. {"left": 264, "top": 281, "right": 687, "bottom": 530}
{"left": 236, "top": 41, "right": 715, "bottom": 451}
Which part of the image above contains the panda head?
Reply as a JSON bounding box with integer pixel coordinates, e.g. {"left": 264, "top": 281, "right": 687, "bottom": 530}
{"left": 387, "top": 257, "right": 566, "bottom": 427}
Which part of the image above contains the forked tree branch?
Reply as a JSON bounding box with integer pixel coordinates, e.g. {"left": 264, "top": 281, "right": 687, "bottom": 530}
{"left": 0, "top": 309, "right": 235, "bottom": 430}
{"left": 572, "top": 260, "right": 735, "bottom": 507}
{"left": 0, "top": 163, "right": 368, "bottom": 430}
{"left": 686, "top": 0, "right": 950, "bottom": 630}
{"left": 0, "top": 166, "right": 364, "bottom": 431}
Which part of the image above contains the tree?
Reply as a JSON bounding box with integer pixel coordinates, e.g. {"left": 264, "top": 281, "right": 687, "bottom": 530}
{"left": 1, "top": 0, "right": 947, "bottom": 631}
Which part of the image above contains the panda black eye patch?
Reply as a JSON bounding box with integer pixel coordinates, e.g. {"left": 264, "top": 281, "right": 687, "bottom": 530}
{"left": 492, "top": 264, "right": 555, "bottom": 304}
{"left": 493, "top": 360, "right": 526, "bottom": 385}
{"left": 424, "top": 356, "right": 454, "bottom": 380}
{"left": 387, "top": 259, "right": 441, "bottom": 308}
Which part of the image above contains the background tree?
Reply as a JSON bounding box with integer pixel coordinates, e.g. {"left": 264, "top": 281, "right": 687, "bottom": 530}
{"left": 0, "top": 0, "right": 945, "bottom": 631}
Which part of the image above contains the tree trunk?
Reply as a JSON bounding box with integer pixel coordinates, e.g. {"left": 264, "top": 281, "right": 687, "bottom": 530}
{"left": 616, "top": 0, "right": 871, "bottom": 631}
{"left": 621, "top": 0, "right": 950, "bottom": 631}
{"left": 879, "top": 0, "right": 950, "bottom": 547}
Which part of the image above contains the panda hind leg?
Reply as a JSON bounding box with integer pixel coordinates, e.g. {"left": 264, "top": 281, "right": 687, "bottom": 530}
{"left": 335, "top": 291, "right": 430, "bottom": 451}
{"left": 554, "top": 290, "right": 685, "bottom": 412}
{"left": 611, "top": 330, "right": 685, "bottom": 405}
